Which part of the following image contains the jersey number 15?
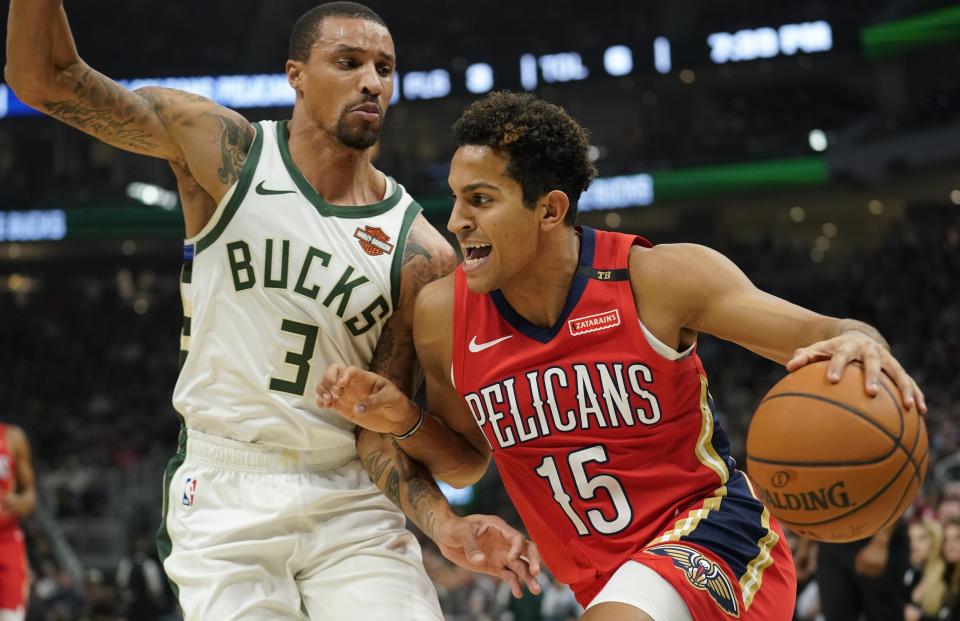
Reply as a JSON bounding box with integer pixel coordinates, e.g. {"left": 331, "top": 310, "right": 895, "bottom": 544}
{"left": 535, "top": 445, "right": 633, "bottom": 536}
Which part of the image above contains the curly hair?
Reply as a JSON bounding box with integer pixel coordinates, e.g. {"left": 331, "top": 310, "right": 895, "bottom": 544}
{"left": 289, "top": 2, "right": 387, "bottom": 62}
{"left": 452, "top": 91, "right": 598, "bottom": 226}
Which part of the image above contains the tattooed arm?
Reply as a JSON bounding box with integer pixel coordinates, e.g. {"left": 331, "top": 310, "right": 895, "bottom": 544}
{"left": 351, "top": 217, "right": 541, "bottom": 596}
{"left": 5, "top": 0, "right": 253, "bottom": 213}
{"left": 356, "top": 427, "right": 540, "bottom": 596}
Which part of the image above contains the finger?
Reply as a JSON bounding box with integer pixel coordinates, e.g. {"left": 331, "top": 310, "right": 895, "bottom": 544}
{"left": 913, "top": 378, "right": 927, "bottom": 415}
{"left": 862, "top": 346, "right": 882, "bottom": 397}
{"left": 886, "top": 361, "right": 916, "bottom": 410}
{"left": 786, "top": 346, "right": 832, "bottom": 372}
{"left": 522, "top": 540, "right": 542, "bottom": 576}
{"left": 317, "top": 364, "right": 343, "bottom": 404}
{"left": 785, "top": 348, "right": 810, "bottom": 372}
{"left": 506, "top": 531, "right": 524, "bottom": 562}
{"left": 826, "top": 346, "right": 856, "bottom": 382}
{"left": 458, "top": 527, "right": 485, "bottom": 565}
{"left": 506, "top": 558, "right": 539, "bottom": 595}
{"left": 499, "top": 569, "right": 523, "bottom": 599}
{"left": 516, "top": 560, "right": 541, "bottom": 595}
{"left": 336, "top": 366, "right": 359, "bottom": 388}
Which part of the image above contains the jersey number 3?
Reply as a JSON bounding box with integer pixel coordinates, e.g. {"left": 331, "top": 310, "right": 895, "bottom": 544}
{"left": 535, "top": 445, "right": 633, "bottom": 536}
{"left": 269, "top": 319, "right": 319, "bottom": 396}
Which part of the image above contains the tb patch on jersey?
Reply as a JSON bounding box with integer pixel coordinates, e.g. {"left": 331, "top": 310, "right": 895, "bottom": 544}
{"left": 647, "top": 543, "right": 740, "bottom": 617}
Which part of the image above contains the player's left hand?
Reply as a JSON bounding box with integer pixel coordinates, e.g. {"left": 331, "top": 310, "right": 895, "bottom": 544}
{"left": 786, "top": 331, "right": 927, "bottom": 414}
{"left": 434, "top": 514, "right": 542, "bottom": 598}
{"left": 853, "top": 537, "right": 889, "bottom": 577}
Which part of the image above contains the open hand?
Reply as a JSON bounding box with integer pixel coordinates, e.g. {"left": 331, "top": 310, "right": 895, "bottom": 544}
{"left": 786, "top": 331, "right": 926, "bottom": 413}
{"left": 316, "top": 364, "right": 420, "bottom": 436}
{"left": 434, "top": 514, "right": 542, "bottom": 598}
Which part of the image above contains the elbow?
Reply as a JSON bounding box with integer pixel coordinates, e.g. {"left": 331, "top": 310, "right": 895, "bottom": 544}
{"left": 436, "top": 455, "right": 490, "bottom": 489}
{"left": 4, "top": 60, "right": 82, "bottom": 107}
{"left": 4, "top": 66, "right": 48, "bottom": 107}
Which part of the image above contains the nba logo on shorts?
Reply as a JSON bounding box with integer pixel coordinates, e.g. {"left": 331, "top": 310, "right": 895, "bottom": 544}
{"left": 181, "top": 477, "right": 198, "bottom": 507}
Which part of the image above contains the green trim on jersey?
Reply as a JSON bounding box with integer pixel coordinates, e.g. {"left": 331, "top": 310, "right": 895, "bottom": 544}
{"left": 195, "top": 123, "right": 265, "bottom": 255}
{"left": 389, "top": 201, "right": 424, "bottom": 310}
{"left": 277, "top": 120, "right": 402, "bottom": 219}
{"left": 156, "top": 423, "right": 187, "bottom": 598}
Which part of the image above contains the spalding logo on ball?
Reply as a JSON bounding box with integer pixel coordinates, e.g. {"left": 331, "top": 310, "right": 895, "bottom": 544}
{"left": 747, "top": 360, "right": 927, "bottom": 543}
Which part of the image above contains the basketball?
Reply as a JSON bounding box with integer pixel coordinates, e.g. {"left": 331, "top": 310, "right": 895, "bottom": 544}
{"left": 746, "top": 360, "right": 927, "bottom": 543}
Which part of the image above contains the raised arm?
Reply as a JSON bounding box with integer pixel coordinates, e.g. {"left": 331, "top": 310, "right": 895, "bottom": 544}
{"left": 628, "top": 243, "right": 926, "bottom": 411}
{"left": 0, "top": 425, "right": 36, "bottom": 519}
{"left": 5, "top": 0, "right": 253, "bottom": 206}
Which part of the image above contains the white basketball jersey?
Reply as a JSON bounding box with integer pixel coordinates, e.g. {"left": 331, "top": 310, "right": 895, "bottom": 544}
{"left": 173, "top": 120, "right": 422, "bottom": 454}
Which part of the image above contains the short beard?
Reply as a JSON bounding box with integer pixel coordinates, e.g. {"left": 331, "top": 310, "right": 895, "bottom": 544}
{"left": 335, "top": 116, "right": 380, "bottom": 150}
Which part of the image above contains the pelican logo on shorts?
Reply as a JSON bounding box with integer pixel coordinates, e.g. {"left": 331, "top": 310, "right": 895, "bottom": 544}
{"left": 647, "top": 543, "right": 740, "bottom": 617}
{"left": 181, "top": 477, "right": 198, "bottom": 508}
{"left": 354, "top": 226, "right": 395, "bottom": 256}
{"left": 568, "top": 309, "right": 621, "bottom": 336}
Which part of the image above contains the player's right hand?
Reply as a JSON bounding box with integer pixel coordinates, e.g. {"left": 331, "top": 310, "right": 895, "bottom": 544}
{"left": 316, "top": 364, "right": 421, "bottom": 436}
{"left": 434, "top": 514, "right": 542, "bottom": 598}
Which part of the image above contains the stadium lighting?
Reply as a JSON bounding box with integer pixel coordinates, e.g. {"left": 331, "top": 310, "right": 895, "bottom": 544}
{"left": 654, "top": 37, "right": 672, "bottom": 74}
{"left": 127, "top": 182, "right": 179, "bottom": 210}
{"left": 520, "top": 54, "right": 538, "bottom": 90}
{"left": 603, "top": 46, "right": 634, "bottom": 77}
{"left": 0, "top": 210, "right": 67, "bottom": 242}
{"left": 538, "top": 52, "right": 589, "bottom": 83}
{"left": 708, "top": 21, "right": 833, "bottom": 64}
{"left": 390, "top": 74, "right": 401, "bottom": 105}
{"left": 465, "top": 63, "right": 495, "bottom": 94}
{"left": 808, "top": 129, "right": 828, "bottom": 152}
{"left": 580, "top": 173, "right": 654, "bottom": 210}
{"left": 402, "top": 69, "right": 451, "bottom": 100}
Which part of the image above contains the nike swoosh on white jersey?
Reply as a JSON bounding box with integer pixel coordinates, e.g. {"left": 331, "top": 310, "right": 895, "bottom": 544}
{"left": 468, "top": 335, "right": 514, "bottom": 353}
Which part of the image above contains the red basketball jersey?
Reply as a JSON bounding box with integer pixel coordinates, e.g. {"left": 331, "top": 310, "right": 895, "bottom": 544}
{"left": 452, "top": 227, "right": 795, "bottom": 618}
{"left": 0, "top": 424, "right": 17, "bottom": 531}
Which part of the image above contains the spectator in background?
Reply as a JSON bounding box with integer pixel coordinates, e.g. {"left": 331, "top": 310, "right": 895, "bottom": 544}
{"left": 939, "top": 496, "right": 960, "bottom": 527}
{"left": 904, "top": 517, "right": 948, "bottom": 621}
{"left": 115, "top": 536, "right": 166, "bottom": 620}
{"left": 540, "top": 572, "right": 582, "bottom": 621}
{"left": 815, "top": 521, "right": 910, "bottom": 621}
{"left": 790, "top": 531, "right": 822, "bottom": 621}
{"left": 943, "top": 518, "right": 960, "bottom": 619}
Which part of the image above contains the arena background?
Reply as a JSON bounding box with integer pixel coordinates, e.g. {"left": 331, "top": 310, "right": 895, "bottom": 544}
{"left": 1, "top": 1, "right": 959, "bottom": 619}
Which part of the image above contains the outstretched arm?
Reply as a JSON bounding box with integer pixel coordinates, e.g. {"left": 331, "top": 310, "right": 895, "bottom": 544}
{"left": 5, "top": 0, "right": 253, "bottom": 206}
{"left": 628, "top": 243, "right": 926, "bottom": 412}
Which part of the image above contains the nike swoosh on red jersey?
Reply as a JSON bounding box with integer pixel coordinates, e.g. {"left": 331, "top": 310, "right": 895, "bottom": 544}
{"left": 468, "top": 335, "right": 514, "bottom": 353}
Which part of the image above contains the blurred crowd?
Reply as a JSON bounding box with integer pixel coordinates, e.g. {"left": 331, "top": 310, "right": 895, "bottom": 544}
{"left": 0, "top": 201, "right": 958, "bottom": 620}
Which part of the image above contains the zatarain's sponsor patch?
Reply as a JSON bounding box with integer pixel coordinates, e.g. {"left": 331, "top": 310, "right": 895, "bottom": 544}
{"left": 568, "top": 309, "right": 621, "bottom": 336}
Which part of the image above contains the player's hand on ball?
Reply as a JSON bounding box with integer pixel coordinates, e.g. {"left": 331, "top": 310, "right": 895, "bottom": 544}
{"left": 434, "top": 514, "right": 542, "bottom": 598}
{"left": 786, "top": 331, "right": 927, "bottom": 413}
{"left": 316, "top": 364, "right": 420, "bottom": 436}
